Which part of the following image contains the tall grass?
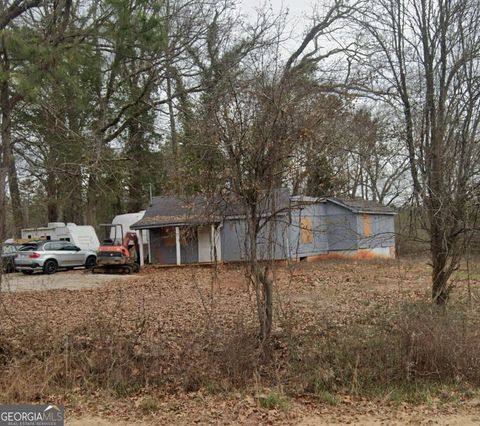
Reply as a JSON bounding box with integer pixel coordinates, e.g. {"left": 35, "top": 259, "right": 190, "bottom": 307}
{"left": 1, "top": 300, "right": 480, "bottom": 403}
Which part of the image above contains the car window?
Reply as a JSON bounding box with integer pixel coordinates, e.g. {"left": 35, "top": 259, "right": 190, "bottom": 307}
{"left": 19, "top": 244, "right": 38, "bottom": 251}
{"left": 63, "top": 244, "right": 78, "bottom": 251}
{"left": 45, "top": 242, "right": 63, "bottom": 251}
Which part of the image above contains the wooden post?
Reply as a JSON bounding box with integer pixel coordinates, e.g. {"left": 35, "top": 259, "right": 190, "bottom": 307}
{"left": 138, "top": 230, "right": 144, "bottom": 266}
{"left": 148, "top": 230, "right": 152, "bottom": 264}
{"left": 175, "top": 226, "right": 181, "bottom": 265}
{"left": 210, "top": 224, "right": 215, "bottom": 262}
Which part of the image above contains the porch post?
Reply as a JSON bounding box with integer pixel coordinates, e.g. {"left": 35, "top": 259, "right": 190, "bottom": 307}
{"left": 210, "top": 224, "right": 215, "bottom": 262}
{"left": 138, "top": 230, "right": 144, "bottom": 266}
{"left": 147, "top": 230, "right": 152, "bottom": 264}
{"left": 175, "top": 226, "right": 181, "bottom": 265}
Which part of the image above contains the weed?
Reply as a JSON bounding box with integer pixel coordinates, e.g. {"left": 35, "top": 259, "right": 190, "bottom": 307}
{"left": 139, "top": 396, "right": 159, "bottom": 414}
{"left": 312, "top": 379, "right": 337, "bottom": 405}
{"left": 205, "top": 383, "right": 220, "bottom": 395}
{"left": 316, "top": 390, "right": 337, "bottom": 405}
{"left": 257, "top": 391, "right": 288, "bottom": 410}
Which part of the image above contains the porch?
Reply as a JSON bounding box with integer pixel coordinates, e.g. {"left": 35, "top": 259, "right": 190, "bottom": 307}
{"left": 146, "top": 223, "right": 222, "bottom": 266}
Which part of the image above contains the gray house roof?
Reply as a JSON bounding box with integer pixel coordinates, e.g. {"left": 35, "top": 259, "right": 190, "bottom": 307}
{"left": 131, "top": 191, "right": 395, "bottom": 229}
{"left": 131, "top": 188, "right": 291, "bottom": 229}
{"left": 327, "top": 198, "right": 396, "bottom": 215}
{"left": 131, "top": 195, "right": 220, "bottom": 229}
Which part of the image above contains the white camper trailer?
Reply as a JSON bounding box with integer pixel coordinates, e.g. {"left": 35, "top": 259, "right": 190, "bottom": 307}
{"left": 110, "top": 211, "right": 149, "bottom": 263}
{"left": 21, "top": 223, "right": 100, "bottom": 251}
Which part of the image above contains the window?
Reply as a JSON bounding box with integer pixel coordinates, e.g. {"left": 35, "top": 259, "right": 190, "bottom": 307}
{"left": 362, "top": 214, "right": 370, "bottom": 237}
{"left": 162, "top": 227, "right": 176, "bottom": 247}
{"left": 300, "top": 217, "right": 313, "bottom": 244}
{"left": 45, "top": 242, "right": 63, "bottom": 251}
{"left": 19, "top": 244, "right": 37, "bottom": 251}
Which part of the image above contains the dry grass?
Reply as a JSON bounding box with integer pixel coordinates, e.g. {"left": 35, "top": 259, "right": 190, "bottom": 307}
{"left": 2, "top": 257, "right": 480, "bottom": 407}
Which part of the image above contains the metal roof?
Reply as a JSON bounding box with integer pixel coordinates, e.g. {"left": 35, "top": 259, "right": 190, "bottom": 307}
{"left": 131, "top": 188, "right": 291, "bottom": 229}
{"left": 327, "top": 197, "right": 397, "bottom": 215}
{"left": 131, "top": 191, "right": 395, "bottom": 229}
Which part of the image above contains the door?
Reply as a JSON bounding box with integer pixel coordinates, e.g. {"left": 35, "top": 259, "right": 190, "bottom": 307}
{"left": 62, "top": 243, "right": 82, "bottom": 266}
{"left": 198, "top": 226, "right": 212, "bottom": 263}
{"left": 197, "top": 225, "right": 221, "bottom": 262}
{"left": 45, "top": 242, "right": 69, "bottom": 267}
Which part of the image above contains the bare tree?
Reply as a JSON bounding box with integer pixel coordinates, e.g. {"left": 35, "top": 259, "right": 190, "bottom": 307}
{"left": 356, "top": 0, "right": 480, "bottom": 303}
{"left": 191, "top": 1, "right": 358, "bottom": 347}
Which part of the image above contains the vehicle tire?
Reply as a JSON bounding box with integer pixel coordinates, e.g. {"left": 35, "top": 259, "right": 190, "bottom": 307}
{"left": 22, "top": 270, "right": 34, "bottom": 275}
{"left": 85, "top": 256, "right": 96, "bottom": 269}
{"left": 43, "top": 259, "right": 58, "bottom": 274}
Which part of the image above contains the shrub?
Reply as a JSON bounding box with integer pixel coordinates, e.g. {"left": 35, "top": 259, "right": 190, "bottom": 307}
{"left": 280, "top": 300, "right": 480, "bottom": 399}
{"left": 139, "top": 396, "right": 159, "bottom": 414}
{"left": 257, "top": 390, "right": 288, "bottom": 410}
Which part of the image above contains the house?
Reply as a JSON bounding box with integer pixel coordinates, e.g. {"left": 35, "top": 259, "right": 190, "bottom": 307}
{"left": 130, "top": 190, "right": 396, "bottom": 266}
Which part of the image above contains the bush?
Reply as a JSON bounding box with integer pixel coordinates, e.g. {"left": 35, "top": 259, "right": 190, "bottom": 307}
{"left": 281, "top": 301, "right": 480, "bottom": 398}
{"left": 257, "top": 390, "right": 288, "bottom": 410}
{"left": 1, "top": 296, "right": 480, "bottom": 404}
{"left": 398, "top": 302, "right": 480, "bottom": 383}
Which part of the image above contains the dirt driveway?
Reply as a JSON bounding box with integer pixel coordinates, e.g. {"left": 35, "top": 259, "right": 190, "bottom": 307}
{"left": 0, "top": 269, "right": 135, "bottom": 292}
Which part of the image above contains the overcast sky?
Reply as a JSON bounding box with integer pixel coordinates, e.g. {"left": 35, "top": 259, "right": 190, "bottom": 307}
{"left": 239, "top": 0, "right": 315, "bottom": 48}
{"left": 239, "top": 0, "right": 314, "bottom": 18}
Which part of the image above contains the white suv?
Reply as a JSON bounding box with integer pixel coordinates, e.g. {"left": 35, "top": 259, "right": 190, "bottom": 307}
{"left": 15, "top": 240, "right": 97, "bottom": 274}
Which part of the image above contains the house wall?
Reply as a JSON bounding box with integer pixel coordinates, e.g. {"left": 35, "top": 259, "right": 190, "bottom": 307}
{"left": 221, "top": 216, "right": 290, "bottom": 262}
{"left": 357, "top": 213, "right": 395, "bottom": 249}
{"left": 147, "top": 203, "right": 396, "bottom": 264}
{"left": 324, "top": 201, "right": 395, "bottom": 253}
{"left": 325, "top": 203, "right": 359, "bottom": 251}
{"left": 149, "top": 227, "right": 198, "bottom": 264}
{"left": 289, "top": 203, "right": 328, "bottom": 259}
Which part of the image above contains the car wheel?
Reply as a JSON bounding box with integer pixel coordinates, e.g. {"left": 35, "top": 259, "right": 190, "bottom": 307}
{"left": 22, "top": 270, "right": 34, "bottom": 275}
{"left": 43, "top": 259, "right": 58, "bottom": 274}
{"left": 85, "top": 256, "right": 96, "bottom": 269}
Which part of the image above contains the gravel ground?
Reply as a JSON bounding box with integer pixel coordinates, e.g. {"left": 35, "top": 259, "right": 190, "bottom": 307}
{"left": 0, "top": 269, "right": 135, "bottom": 292}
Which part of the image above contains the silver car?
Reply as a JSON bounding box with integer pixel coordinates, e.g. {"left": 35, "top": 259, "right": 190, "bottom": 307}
{"left": 15, "top": 240, "right": 97, "bottom": 275}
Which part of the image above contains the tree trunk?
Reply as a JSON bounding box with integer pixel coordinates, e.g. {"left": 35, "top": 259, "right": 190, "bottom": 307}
{"left": 86, "top": 172, "right": 97, "bottom": 225}
{"left": 46, "top": 169, "right": 58, "bottom": 222}
{"left": 166, "top": 71, "right": 179, "bottom": 191}
{"left": 126, "top": 121, "right": 145, "bottom": 212}
{"left": 0, "top": 78, "right": 12, "bottom": 241}
{"left": 246, "top": 204, "right": 273, "bottom": 347}
{"left": 86, "top": 121, "right": 104, "bottom": 226}
{"left": 8, "top": 152, "right": 24, "bottom": 235}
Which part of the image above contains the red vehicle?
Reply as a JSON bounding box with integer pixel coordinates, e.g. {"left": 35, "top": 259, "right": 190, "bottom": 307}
{"left": 92, "top": 224, "right": 140, "bottom": 274}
